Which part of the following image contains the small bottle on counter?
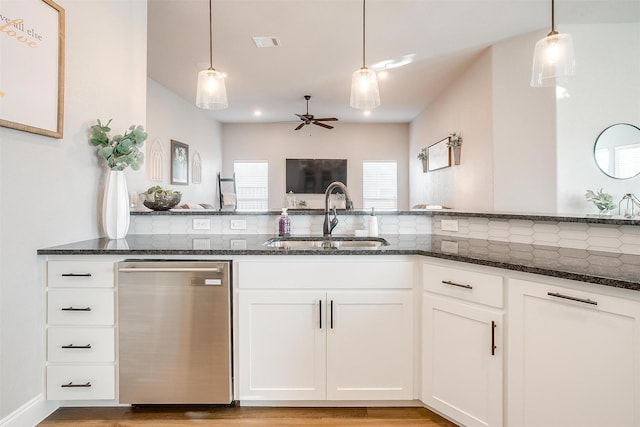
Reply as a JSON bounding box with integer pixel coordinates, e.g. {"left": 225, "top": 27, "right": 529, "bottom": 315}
{"left": 368, "top": 207, "right": 378, "bottom": 237}
{"left": 278, "top": 208, "right": 292, "bottom": 237}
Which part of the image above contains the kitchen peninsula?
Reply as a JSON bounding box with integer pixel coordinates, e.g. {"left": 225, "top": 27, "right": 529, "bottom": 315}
{"left": 37, "top": 209, "right": 640, "bottom": 427}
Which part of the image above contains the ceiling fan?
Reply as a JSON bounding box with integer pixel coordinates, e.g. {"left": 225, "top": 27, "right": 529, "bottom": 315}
{"left": 294, "top": 95, "right": 338, "bottom": 130}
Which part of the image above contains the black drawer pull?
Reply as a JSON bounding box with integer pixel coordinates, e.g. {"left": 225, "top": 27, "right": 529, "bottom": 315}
{"left": 61, "top": 344, "right": 92, "bottom": 349}
{"left": 61, "top": 273, "right": 92, "bottom": 277}
{"left": 548, "top": 292, "right": 598, "bottom": 306}
{"left": 61, "top": 381, "right": 91, "bottom": 388}
{"left": 442, "top": 280, "right": 473, "bottom": 290}
{"left": 61, "top": 307, "right": 92, "bottom": 312}
{"left": 491, "top": 321, "right": 497, "bottom": 356}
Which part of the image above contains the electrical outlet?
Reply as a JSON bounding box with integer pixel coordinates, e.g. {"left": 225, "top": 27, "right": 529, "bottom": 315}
{"left": 230, "top": 239, "right": 247, "bottom": 249}
{"left": 193, "top": 218, "right": 211, "bottom": 230}
{"left": 441, "top": 219, "right": 459, "bottom": 232}
{"left": 230, "top": 220, "right": 246, "bottom": 230}
{"left": 192, "top": 238, "right": 211, "bottom": 250}
{"left": 440, "top": 240, "right": 459, "bottom": 254}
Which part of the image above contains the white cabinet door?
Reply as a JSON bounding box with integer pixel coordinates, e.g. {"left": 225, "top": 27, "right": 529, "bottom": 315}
{"left": 422, "top": 294, "right": 503, "bottom": 427}
{"left": 326, "top": 290, "right": 414, "bottom": 400}
{"left": 238, "top": 290, "right": 326, "bottom": 400}
{"left": 508, "top": 279, "right": 640, "bottom": 427}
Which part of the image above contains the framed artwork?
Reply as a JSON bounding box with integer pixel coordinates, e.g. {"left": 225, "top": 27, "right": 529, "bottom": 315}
{"left": 427, "top": 137, "right": 451, "bottom": 171}
{"left": 171, "top": 140, "right": 189, "bottom": 185}
{"left": 0, "top": 0, "right": 65, "bottom": 138}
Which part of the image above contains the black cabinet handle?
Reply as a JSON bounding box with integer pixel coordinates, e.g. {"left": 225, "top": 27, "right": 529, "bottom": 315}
{"left": 548, "top": 292, "right": 597, "bottom": 306}
{"left": 61, "top": 273, "right": 92, "bottom": 277}
{"left": 330, "top": 300, "right": 334, "bottom": 329}
{"left": 319, "top": 300, "right": 322, "bottom": 329}
{"left": 491, "top": 321, "right": 496, "bottom": 356}
{"left": 61, "top": 344, "right": 92, "bottom": 349}
{"left": 61, "top": 307, "right": 92, "bottom": 312}
{"left": 442, "top": 280, "right": 473, "bottom": 290}
{"left": 61, "top": 382, "right": 91, "bottom": 388}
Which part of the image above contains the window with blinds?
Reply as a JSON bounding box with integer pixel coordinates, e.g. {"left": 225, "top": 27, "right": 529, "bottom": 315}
{"left": 614, "top": 144, "right": 640, "bottom": 178}
{"left": 362, "top": 161, "right": 397, "bottom": 211}
{"left": 234, "top": 161, "right": 269, "bottom": 211}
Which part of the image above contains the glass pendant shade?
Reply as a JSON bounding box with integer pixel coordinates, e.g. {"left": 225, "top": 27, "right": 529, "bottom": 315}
{"left": 350, "top": 67, "right": 380, "bottom": 110}
{"left": 531, "top": 32, "right": 576, "bottom": 87}
{"left": 196, "top": 68, "right": 228, "bottom": 109}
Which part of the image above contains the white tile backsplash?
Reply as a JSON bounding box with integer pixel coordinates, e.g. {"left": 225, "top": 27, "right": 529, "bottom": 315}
{"left": 129, "top": 213, "right": 432, "bottom": 236}
{"left": 433, "top": 215, "right": 640, "bottom": 254}
{"left": 129, "top": 213, "right": 640, "bottom": 255}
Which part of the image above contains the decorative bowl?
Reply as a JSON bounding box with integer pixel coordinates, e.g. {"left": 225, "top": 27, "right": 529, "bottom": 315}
{"left": 142, "top": 192, "right": 182, "bottom": 211}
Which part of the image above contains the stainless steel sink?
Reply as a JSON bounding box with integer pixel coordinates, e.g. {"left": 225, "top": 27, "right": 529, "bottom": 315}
{"left": 264, "top": 236, "right": 389, "bottom": 249}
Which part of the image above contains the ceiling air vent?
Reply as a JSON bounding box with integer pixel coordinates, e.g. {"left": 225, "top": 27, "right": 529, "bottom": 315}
{"left": 252, "top": 36, "right": 280, "bottom": 48}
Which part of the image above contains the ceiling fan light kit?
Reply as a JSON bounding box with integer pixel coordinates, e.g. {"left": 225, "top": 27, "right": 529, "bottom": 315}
{"left": 350, "top": 0, "right": 380, "bottom": 110}
{"left": 196, "top": 0, "right": 228, "bottom": 109}
{"left": 530, "top": 0, "right": 576, "bottom": 87}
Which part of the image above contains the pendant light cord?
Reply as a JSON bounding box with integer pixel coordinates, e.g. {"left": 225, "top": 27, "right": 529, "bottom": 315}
{"left": 362, "top": 0, "right": 366, "bottom": 68}
{"left": 208, "top": 0, "right": 213, "bottom": 69}
{"left": 550, "top": 0, "right": 557, "bottom": 35}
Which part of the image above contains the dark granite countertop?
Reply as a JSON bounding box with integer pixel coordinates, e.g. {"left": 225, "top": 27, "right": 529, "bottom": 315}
{"left": 38, "top": 234, "right": 640, "bottom": 291}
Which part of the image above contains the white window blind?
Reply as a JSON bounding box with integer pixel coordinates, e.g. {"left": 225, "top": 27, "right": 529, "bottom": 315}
{"left": 234, "top": 161, "right": 269, "bottom": 211}
{"left": 362, "top": 161, "right": 397, "bottom": 211}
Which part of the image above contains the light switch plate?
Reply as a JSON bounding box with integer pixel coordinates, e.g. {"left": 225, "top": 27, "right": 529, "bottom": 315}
{"left": 193, "top": 219, "right": 211, "bottom": 230}
{"left": 230, "top": 220, "right": 246, "bottom": 230}
{"left": 230, "top": 239, "right": 247, "bottom": 249}
{"left": 441, "top": 219, "right": 459, "bottom": 232}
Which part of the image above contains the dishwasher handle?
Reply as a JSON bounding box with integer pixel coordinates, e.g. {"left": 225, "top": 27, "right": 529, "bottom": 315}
{"left": 119, "top": 267, "right": 223, "bottom": 273}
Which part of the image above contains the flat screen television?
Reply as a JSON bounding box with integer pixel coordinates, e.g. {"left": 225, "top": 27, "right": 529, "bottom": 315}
{"left": 286, "top": 159, "right": 347, "bottom": 194}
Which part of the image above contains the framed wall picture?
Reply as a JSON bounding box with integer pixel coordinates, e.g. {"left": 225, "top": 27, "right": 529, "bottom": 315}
{"left": 171, "top": 140, "right": 189, "bottom": 185}
{"left": 0, "top": 0, "right": 65, "bottom": 138}
{"left": 427, "top": 137, "right": 451, "bottom": 171}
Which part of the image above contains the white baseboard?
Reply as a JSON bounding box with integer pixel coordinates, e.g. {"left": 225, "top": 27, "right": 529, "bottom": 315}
{"left": 238, "top": 399, "right": 424, "bottom": 407}
{"left": 0, "top": 394, "right": 58, "bottom": 427}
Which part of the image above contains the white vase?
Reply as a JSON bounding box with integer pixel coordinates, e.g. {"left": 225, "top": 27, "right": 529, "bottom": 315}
{"left": 102, "top": 170, "right": 130, "bottom": 239}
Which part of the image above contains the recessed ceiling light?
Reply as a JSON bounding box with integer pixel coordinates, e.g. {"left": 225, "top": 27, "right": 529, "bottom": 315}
{"left": 363, "top": 110, "right": 371, "bottom": 116}
{"left": 254, "top": 110, "right": 262, "bottom": 116}
{"left": 252, "top": 36, "right": 281, "bottom": 48}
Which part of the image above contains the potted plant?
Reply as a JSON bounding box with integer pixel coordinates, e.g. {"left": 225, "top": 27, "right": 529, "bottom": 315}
{"left": 417, "top": 148, "right": 428, "bottom": 172}
{"left": 447, "top": 133, "right": 463, "bottom": 165}
{"left": 89, "top": 119, "right": 148, "bottom": 239}
{"left": 585, "top": 188, "right": 616, "bottom": 216}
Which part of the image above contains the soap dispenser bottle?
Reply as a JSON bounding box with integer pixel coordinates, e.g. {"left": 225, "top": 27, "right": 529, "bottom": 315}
{"left": 278, "top": 208, "right": 291, "bottom": 237}
{"left": 368, "top": 207, "right": 378, "bottom": 237}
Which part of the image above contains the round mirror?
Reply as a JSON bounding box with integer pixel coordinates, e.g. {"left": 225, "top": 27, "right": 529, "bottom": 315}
{"left": 594, "top": 123, "right": 640, "bottom": 179}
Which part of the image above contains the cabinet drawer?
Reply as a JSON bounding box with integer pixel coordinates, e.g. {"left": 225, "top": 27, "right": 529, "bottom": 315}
{"left": 48, "top": 261, "right": 114, "bottom": 288}
{"left": 46, "top": 365, "right": 115, "bottom": 400}
{"left": 48, "top": 327, "right": 115, "bottom": 363}
{"left": 423, "top": 264, "right": 504, "bottom": 308}
{"left": 47, "top": 290, "right": 114, "bottom": 325}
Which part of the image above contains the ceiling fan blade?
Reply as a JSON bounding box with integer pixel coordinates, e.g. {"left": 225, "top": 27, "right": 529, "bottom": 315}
{"left": 294, "top": 123, "right": 305, "bottom": 131}
{"left": 313, "top": 121, "right": 333, "bottom": 129}
{"left": 295, "top": 114, "right": 304, "bottom": 119}
{"left": 314, "top": 117, "right": 338, "bottom": 122}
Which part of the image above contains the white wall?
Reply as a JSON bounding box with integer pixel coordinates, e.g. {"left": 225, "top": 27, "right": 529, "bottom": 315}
{"left": 222, "top": 123, "right": 410, "bottom": 209}
{"left": 492, "top": 31, "right": 557, "bottom": 213}
{"left": 409, "top": 49, "right": 494, "bottom": 211}
{"left": 557, "top": 23, "right": 640, "bottom": 214}
{"left": 0, "top": 0, "right": 146, "bottom": 421}
{"left": 146, "top": 78, "right": 222, "bottom": 206}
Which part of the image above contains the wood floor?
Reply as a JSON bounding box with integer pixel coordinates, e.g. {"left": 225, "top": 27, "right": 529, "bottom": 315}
{"left": 38, "top": 406, "right": 458, "bottom": 427}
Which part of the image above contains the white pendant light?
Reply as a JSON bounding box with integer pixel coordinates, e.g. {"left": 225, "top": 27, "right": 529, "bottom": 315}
{"left": 350, "top": 0, "right": 380, "bottom": 110}
{"left": 196, "top": 0, "right": 228, "bottom": 109}
{"left": 531, "top": 0, "right": 576, "bottom": 87}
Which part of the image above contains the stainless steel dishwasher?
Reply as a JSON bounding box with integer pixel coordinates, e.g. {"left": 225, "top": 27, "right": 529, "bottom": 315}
{"left": 117, "top": 260, "right": 232, "bottom": 404}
